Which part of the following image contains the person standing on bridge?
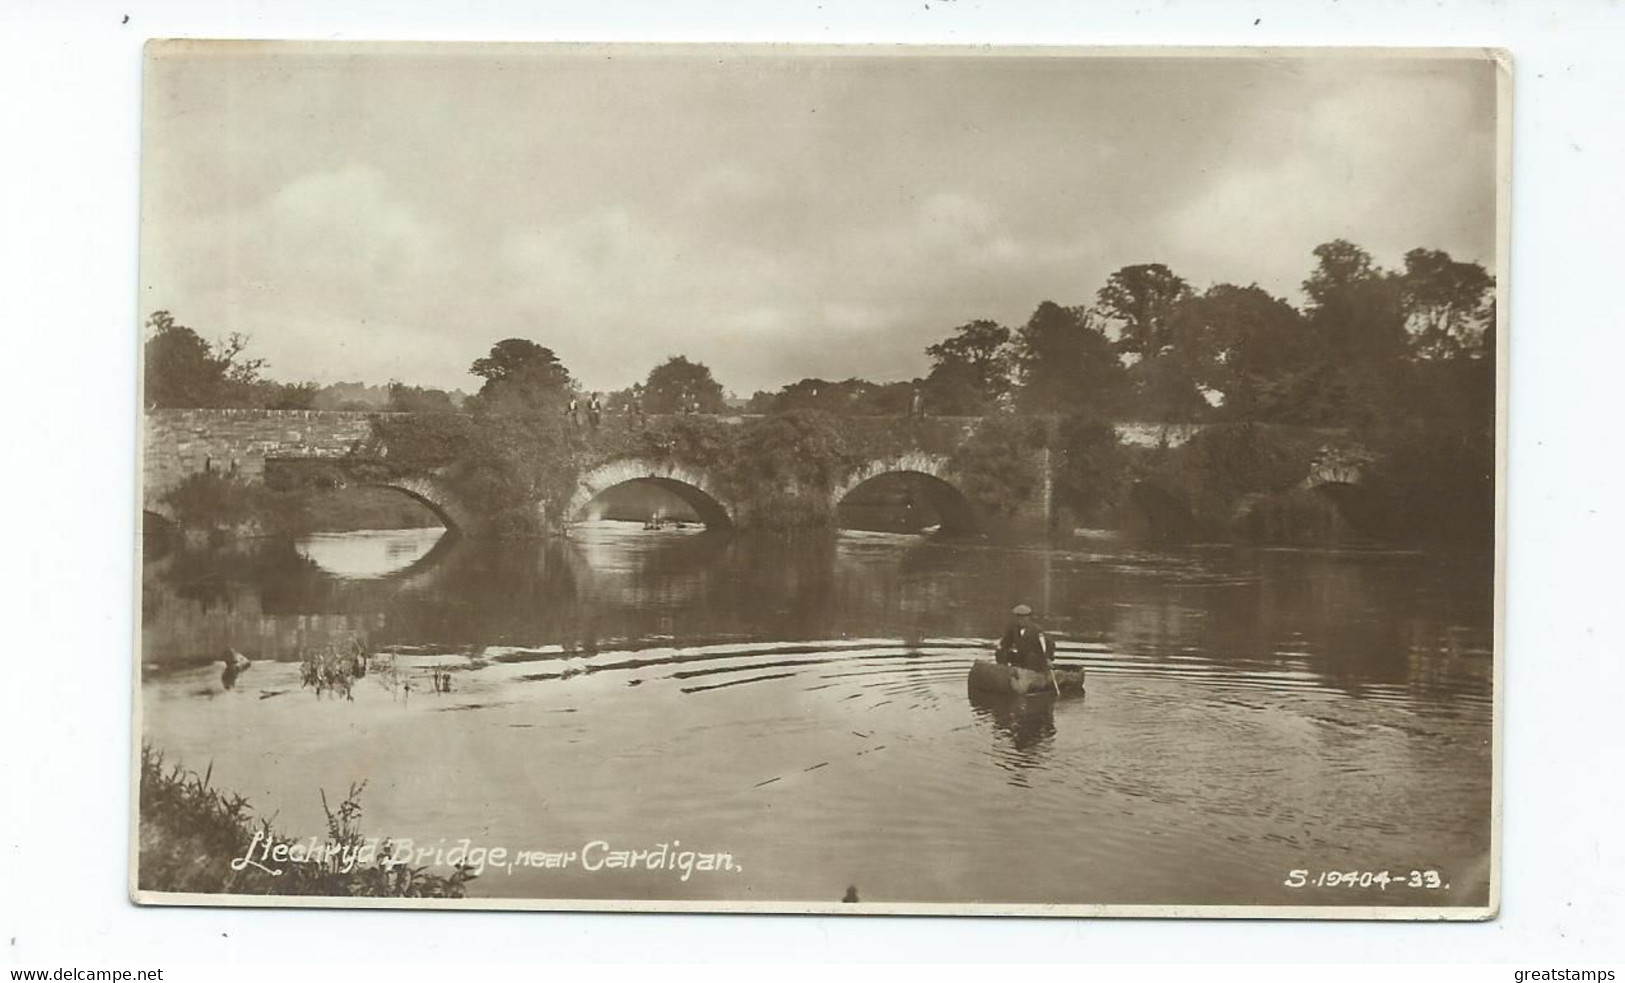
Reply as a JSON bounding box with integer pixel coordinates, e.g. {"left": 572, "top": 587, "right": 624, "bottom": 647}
{"left": 908, "top": 387, "right": 924, "bottom": 420}
{"left": 588, "top": 392, "right": 603, "bottom": 430}
{"left": 565, "top": 394, "right": 580, "bottom": 428}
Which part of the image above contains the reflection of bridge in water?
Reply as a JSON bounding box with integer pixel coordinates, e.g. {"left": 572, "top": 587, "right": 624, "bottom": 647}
{"left": 142, "top": 527, "right": 740, "bottom": 668}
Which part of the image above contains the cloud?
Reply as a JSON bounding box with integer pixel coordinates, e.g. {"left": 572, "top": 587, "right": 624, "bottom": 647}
{"left": 145, "top": 163, "right": 471, "bottom": 384}
{"left": 1159, "top": 65, "right": 1496, "bottom": 297}
{"left": 141, "top": 52, "right": 1499, "bottom": 395}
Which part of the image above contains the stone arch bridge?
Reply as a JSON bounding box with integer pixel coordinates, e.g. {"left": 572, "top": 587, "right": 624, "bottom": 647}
{"left": 142, "top": 409, "right": 1373, "bottom": 537}
{"left": 142, "top": 409, "right": 477, "bottom": 533}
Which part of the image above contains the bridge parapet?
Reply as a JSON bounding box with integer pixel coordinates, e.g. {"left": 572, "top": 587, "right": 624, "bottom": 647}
{"left": 143, "top": 408, "right": 386, "bottom": 511}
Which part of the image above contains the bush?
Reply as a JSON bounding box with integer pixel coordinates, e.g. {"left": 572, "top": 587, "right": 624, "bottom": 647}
{"left": 1054, "top": 415, "right": 1127, "bottom": 525}
{"left": 723, "top": 412, "right": 857, "bottom": 528}
{"left": 1363, "top": 426, "right": 1494, "bottom": 545}
{"left": 1132, "top": 423, "right": 1321, "bottom": 536}
{"left": 161, "top": 471, "right": 300, "bottom": 539}
{"left": 369, "top": 413, "right": 478, "bottom": 469}
{"left": 629, "top": 415, "right": 736, "bottom": 472}
{"left": 946, "top": 415, "right": 1047, "bottom": 516}
{"left": 1237, "top": 488, "right": 1347, "bottom": 545}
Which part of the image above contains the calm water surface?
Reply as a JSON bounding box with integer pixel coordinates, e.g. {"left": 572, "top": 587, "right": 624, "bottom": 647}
{"left": 141, "top": 521, "right": 1493, "bottom": 907}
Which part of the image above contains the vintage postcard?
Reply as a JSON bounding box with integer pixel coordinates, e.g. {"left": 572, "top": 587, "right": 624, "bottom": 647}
{"left": 133, "top": 42, "right": 1506, "bottom": 917}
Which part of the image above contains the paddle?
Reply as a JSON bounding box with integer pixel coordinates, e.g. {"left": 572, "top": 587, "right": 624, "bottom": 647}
{"left": 1044, "top": 635, "right": 1060, "bottom": 696}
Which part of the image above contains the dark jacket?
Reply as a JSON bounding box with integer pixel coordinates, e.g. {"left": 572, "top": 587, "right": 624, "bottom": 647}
{"left": 996, "top": 623, "right": 1055, "bottom": 672}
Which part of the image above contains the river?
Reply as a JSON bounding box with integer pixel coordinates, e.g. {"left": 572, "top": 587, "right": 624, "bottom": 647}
{"left": 139, "top": 521, "right": 1494, "bottom": 908}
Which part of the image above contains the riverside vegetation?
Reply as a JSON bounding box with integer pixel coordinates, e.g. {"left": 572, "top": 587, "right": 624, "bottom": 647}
{"left": 137, "top": 744, "right": 474, "bottom": 897}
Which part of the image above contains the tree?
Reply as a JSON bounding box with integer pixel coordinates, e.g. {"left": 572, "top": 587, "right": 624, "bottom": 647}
{"left": 467, "top": 339, "right": 574, "bottom": 415}
{"left": 1123, "top": 355, "right": 1212, "bottom": 422}
{"left": 144, "top": 310, "right": 269, "bottom": 408}
{"left": 387, "top": 382, "right": 458, "bottom": 414}
{"left": 924, "top": 319, "right": 1013, "bottom": 411}
{"left": 1398, "top": 248, "right": 1495, "bottom": 359}
{"left": 1094, "top": 263, "right": 1194, "bottom": 357}
{"left": 744, "top": 377, "right": 912, "bottom": 416}
{"left": 1188, "top": 283, "right": 1312, "bottom": 422}
{"left": 313, "top": 381, "right": 389, "bottom": 410}
{"left": 1299, "top": 241, "right": 1408, "bottom": 425}
{"left": 1303, "top": 240, "right": 1407, "bottom": 359}
{"left": 754, "top": 378, "right": 832, "bottom": 414}
{"left": 856, "top": 381, "right": 915, "bottom": 416}
{"left": 145, "top": 311, "right": 221, "bottom": 407}
{"left": 642, "top": 355, "right": 726, "bottom": 414}
{"left": 264, "top": 382, "right": 319, "bottom": 410}
{"left": 922, "top": 359, "right": 998, "bottom": 416}
{"left": 1012, "top": 301, "right": 1127, "bottom": 416}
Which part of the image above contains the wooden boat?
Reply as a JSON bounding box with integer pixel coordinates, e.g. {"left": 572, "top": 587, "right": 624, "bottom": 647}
{"left": 967, "top": 658, "right": 1085, "bottom": 697}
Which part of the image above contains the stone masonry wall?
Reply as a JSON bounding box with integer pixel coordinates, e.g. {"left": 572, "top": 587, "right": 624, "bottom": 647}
{"left": 143, "top": 409, "right": 382, "bottom": 512}
{"left": 144, "top": 410, "right": 1296, "bottom": 533}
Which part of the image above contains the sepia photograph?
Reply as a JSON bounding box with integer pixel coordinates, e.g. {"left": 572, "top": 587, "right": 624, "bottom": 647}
{"left": 132, "top": 42, "right": 1505, "bottom": 916}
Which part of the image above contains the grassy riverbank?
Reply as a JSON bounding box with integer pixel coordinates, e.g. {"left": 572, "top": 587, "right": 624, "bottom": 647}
{"left": 137, "top": 744, "right": 473, "bottom": 897}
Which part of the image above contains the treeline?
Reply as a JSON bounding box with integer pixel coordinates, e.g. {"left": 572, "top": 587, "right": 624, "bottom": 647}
{"left": 145, "top": 237, "right": 1494, "bottom": 434}
{"left": 143, "top": 312, "right": 468, "bottom": 413}
{"left": 748, "top": 239, "right": 1494, "bottom": 429}
{"left": 457, "top": 342, "right": 730, "bottom": 418}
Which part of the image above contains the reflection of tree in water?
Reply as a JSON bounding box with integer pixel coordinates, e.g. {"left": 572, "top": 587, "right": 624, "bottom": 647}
{"left": 144, "top": 543, "right": 357, "bottom": 669}
{"left": 566, "top": 527, "right": 733, "bottom": 648}
{"left": 832, "top": 536, "right": 1065, "bottom": 643}
{"left": 1139, "top": 548, "right": 1492, "bottom": 702}
{"left": 143, "top": 528, "right": 1494, "bottom": 707}
{"left": 968, "top": 689, "right": 1057, "bottom": 783}
{"left": 375, "top": 537, "right": 584, "bottom": 648}
{"left": 153, "top": 541, "right": 325, "bottom": 612}
{"left": 679, "top": 532, "right": 840, "bottom": 642}
{"left": 372, "top": 528, "right": 819, "bottom": 652}
{"left": 832, "top": 540, "right": 946, "bottom": 641}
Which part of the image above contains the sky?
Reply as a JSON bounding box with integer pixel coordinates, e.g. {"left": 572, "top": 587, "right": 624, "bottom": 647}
{"left": 140, "top": 44, "right": 1501, "bottom": 395}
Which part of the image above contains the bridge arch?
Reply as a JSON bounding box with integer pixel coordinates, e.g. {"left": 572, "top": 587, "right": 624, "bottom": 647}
{"left": 832, "top": 452, "right": 980, "bottom": 534}
{"left": 358, "top": 476, "right": 475, "bottom": 537}
{"left": 1301, "top": 446, "right": 1384, "bottom": 537}
{"left": 568, "top": 459, "right": 733, "bottom": 528}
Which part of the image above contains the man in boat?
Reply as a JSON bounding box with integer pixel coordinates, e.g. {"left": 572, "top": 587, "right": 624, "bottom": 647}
{"left": 995, "top": 603, "right": 1055, "bottom": 674}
